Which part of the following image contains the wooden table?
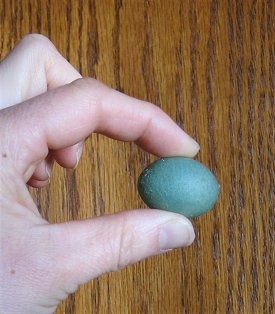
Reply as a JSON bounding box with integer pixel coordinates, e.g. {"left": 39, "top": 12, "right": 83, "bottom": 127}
{"left": 1, "top": 1, "right": 274, "bottom": 313}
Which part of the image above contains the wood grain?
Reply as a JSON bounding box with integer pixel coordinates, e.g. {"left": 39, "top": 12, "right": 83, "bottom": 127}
{"left": 1, "top": 0, "right": 274, "bottom": 313}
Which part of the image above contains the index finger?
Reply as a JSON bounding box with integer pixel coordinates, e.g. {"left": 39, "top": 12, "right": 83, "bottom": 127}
{"left": 0, "top": 78, "right": 200, "bottom": 179}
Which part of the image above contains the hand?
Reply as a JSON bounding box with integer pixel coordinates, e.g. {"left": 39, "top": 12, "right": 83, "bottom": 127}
{"left": 0, "top": 34, "right": 200, "bottom": 313}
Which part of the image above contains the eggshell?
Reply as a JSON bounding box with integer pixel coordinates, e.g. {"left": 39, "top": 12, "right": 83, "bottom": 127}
{"left": 138, "top": 157, "right": 220, "bottom": 218}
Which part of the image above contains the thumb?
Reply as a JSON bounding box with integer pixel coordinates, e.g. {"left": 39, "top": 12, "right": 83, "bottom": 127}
{"left": 50, "top": 209, "right": 195, "bottom": 288}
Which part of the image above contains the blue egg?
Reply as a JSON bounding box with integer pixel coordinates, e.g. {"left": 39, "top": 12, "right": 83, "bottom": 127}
{"left": 138, "top": 157, "right": 220, "bottom": 218}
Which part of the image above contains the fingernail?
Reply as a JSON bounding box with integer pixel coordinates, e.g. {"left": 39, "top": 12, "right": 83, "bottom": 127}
{"left": 74, "top": 144, "right": 83, "bottom": 169}
{"left": 179, "top": 131, "right": 200, "bottom": 157}
{"left": 186, "top": 136, "right": 200, "bottom": 156}
{"left": 45, "top": 165, "right": 51, "bottom": 183}
{"left": 159, "top": 218, "right": 195, "bottom": 251}
{"left": 191, "top": 138, "right": 200, "bottom": 152}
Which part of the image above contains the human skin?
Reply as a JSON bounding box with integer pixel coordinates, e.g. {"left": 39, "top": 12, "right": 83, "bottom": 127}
{"left": 0, "top": 34, "right": 200, "bottom": 313}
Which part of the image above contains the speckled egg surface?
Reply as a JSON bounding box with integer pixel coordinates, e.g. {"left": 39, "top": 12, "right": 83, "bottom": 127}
{"left": 138, "top": 157, "right": 220, "bottom": 218}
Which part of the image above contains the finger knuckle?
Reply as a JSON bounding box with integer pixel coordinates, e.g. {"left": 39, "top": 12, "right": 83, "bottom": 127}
{"left": 20, "top": 33, "right": 57, "bottom": 55}
{"left": 113, "top": 221, "right": 137, "bottom": 271}
{"left": 71, "top": 77, "right": 105, "bottom": 95}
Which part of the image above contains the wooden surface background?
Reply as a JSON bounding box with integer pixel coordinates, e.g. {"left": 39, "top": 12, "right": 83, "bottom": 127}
{"left": 1, "top": 0, "right": 274, "bottom": 313}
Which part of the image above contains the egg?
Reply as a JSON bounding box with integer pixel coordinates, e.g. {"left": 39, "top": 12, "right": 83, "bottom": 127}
{"left": 138, "top": 157, "right": 220, "bottom": 218}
